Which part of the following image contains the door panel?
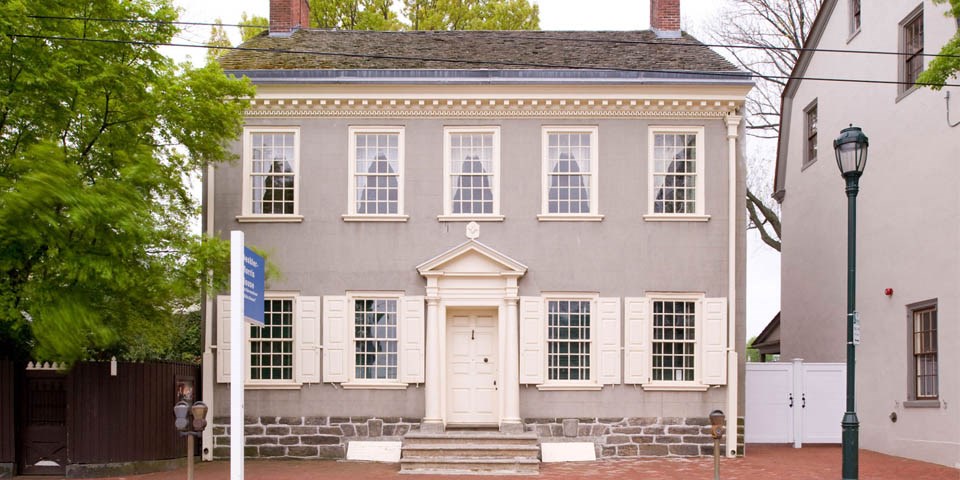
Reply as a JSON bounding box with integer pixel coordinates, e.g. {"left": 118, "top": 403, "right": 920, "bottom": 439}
{"left": 447, "top": 313, "right": 498, "bottom": 424}
{"left": 801, "top": 365, "right": 845, "bottom": 443}
{"left": 745, "top": 363, "right": 794, "bottom": 443}
{"left": 19, "top": 371, "right": 68, "bottom": 475}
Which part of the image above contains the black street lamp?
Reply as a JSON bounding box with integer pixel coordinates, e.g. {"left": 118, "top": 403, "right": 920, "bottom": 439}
{"left": 833, "top": 125, "right": 868, "bottom": 480}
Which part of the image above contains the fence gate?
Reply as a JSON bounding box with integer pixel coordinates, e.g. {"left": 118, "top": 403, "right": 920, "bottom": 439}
{"left": 745, "top": 359, "right": 845, "bottom": 446}
{"left": 18, "top": 366, "right": 68, "bottom": 475}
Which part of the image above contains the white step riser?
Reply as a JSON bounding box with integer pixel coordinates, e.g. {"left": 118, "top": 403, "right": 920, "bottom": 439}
{"left": 400, "top": 463, "right": 540, "bottom": 475}
{"left": 403, "top": 449, "right": 539, "bottom": 459}
{"left": 404, "top": 438, "right": 538, "bottom": 447}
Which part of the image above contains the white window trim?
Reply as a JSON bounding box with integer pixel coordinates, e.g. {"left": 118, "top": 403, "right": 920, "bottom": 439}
{"left": 645, "top": 126, "right": 708, "bottom": 222}
{"left": 344, "top": 126, "right": 408, "bottom": 222}
{"left": 641, "top": 292, "right": 708, "bottom": 391}
{"left": 239, "top": 127, "right": 303, "bottom": 223}
{"left": 539, "top": 126, "right": 601, "bottom": 220}
{"left": 440, "top": 126, "right": 503, "bottom": 221}
{"left": 341, "top": 291, "right": 409, "bottom": 389}
{"left": 246, "top": 291, "right": 300, "bottom": 388}
{"left": 538, "top": 292, "right": 601, "bottom": 390}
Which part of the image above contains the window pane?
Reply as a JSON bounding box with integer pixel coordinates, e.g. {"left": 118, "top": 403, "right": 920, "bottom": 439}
{"left": 653, "top": 133, "right": 698, "bottom": 215}
{"left": 250, "top": 133, "right": 296, "bottom": 215}
{"left": 547, "top": 132, "right": 591, "bottom": 214}
{"left": 355, "top": 133, "right": 400, "bottom": 215}
{"left": 354, "top": 298, "right": 398, "bottom": 380}
{"left": 546, "top": 300, "right": 591, "bottom": 381}
{"left": 250, "top": 299, "right": 294, "bottom": 381}
{"left": 652, "top": 300, "right": 696, "bottom": 382}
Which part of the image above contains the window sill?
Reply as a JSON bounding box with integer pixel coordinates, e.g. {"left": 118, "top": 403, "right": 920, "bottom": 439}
{"left": 903, "top": 399, "right": 941, "bottom": 408}
{"left": 341, "top": 214, "right": 410, "bottom": 223}
{"left": 643, "top": 214, "right": 710, "bottom": 222}
{"left": 244, "top": 383, "right": 302, "bottom": 390}
{"left": 801, "top": 158, "right": 817, "bottom": 172}
{"left": 437, "top": 215, "right": 505, "bottom": 222}
{"left": 847, "top": 27, "right": 861, "bottom": 44}
{"left": 536, "top": 383, "right": 603, "bottom": 391}
{"left": 236, "top": 215, "right": 304, "bottom": 223}
{"left": 536, "top": 214, "right": 604, "bottom": 222}
{"left": 340, "top": 382, "right": 410, "bottom": 390}
{"left": 641, "top": 383, "right": 711, "bottom": 392}
{"left": 896, "top": 85, "right": 920, "bottom": 103}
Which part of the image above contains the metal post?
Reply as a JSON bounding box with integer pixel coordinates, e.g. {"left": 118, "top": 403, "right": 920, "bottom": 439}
{"left": 842, "top": 173, "right": 860, "bottom": 480}
{"left": 187, "top": 435, "right": 195, "bottom": 480}
{"left": 713, "top": 436, "right": 721, "bottom": 480}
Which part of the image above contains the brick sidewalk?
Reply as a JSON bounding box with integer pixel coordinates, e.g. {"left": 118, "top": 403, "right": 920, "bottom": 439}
{"left": 92, "top": 445, "right": 958, "bottom": 480}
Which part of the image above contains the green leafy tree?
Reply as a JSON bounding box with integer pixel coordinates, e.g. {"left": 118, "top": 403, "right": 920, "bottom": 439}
{"left": 240, "top": 12, "right": 270, "bottom": 41}
{"left": 402, "top": 0, "right": 539, "bottom": 30}
{"left": 310, "top": 0, "right": 404, "bottom": 30}
{"left": 0, "top": 0, "right": 253, "bottom": 364}
{"left": 918, "top": 0, "right": 960, "bottom": 89}
{"left": 206, "top": 18, "right": 231, "bottom": 63}
{"left": 745, "top": 336, "right": 761, "bottom": 362}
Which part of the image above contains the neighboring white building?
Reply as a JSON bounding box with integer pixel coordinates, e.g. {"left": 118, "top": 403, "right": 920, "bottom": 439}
{"left": 775, "top": 0, "right": 960, "bottom": 468}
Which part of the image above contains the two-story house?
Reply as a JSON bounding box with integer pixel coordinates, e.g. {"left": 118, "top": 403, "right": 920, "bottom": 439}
{"left": 775, "top": 0, "right": 959, "bottom": 468}
{"left": 202, "top": 0, "right": 751, "bottom": 467}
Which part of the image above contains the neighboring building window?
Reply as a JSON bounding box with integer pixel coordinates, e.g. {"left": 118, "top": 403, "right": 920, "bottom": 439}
{"left": 652, "top": 300, "right": 696, "bottom": 382}
{"left": 850, "top": 0, "right": 861, "bottom": 34}
{"left": 547, "top": 299, "right": 591, "bottom": 381}
{"left": 911, "top": 303, "right": 938, "bottom": 399}
{"left": 242, "top": 128, "right": 300, "bottom": 217}
{"left": 541, "top": 127, "right": 599, "bottom": 216}
{"left": 250, "top": 298, "right": 294, "bottom": 381}
{"left": 443, "top": 127, "right": 500, "bottom": 218}
{"left": 900, "top": 6, "right": 924, "bottom": 95}
{"left": 348, "top": 127, "right": 404, "bottom": 216}
{"left": 804, "top": 100, "right": 818, "bottom": 167}
{"left": 649, "top": 127, "right": 705, "bottom": 216}
{"left": 353, "top": 298, "right": 399, "bottom": 381}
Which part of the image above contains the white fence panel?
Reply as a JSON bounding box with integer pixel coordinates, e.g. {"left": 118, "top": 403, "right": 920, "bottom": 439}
{"left": 746, "top": 360, "right": 844, "bottom": 446}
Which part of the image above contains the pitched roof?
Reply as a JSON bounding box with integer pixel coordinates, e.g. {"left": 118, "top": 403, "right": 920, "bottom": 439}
{"left": 219, "top": 29, "right": 740, "bottom": 74}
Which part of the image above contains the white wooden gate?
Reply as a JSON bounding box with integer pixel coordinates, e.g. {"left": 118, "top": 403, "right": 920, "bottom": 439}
{"left": 745, "top": 359, "right": 845, "bottom": 446}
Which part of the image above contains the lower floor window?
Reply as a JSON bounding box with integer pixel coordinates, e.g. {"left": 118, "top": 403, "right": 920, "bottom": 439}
{"left": 547, "top": 300, "right": 591, "bottom": 381}
{"left": 250, "top": 298, "right": 294, "bottom": 380}
{"left": 652, "top": 300, "right": 696, "bottom": 382}
{"left": 354, "top": 298, "right": 398, "bottom": 380}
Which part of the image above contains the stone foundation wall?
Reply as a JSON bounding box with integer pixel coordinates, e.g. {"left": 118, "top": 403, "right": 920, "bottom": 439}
{"left": 211, "top": 416, "right": 421, "bottom": 460}
{"left": 526, "top": 416, "right": 744, "bottom": 458}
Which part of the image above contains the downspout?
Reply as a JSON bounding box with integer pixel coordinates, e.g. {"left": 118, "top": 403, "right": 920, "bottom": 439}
{"left": 725, "top": 113, "right": 743, "bottom": 457}
{"left": 201, "top": 163, "right": 216, "bottom": 461}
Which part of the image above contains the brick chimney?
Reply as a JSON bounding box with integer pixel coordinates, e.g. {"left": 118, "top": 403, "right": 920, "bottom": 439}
{"left": 270, "top": 0, "right": 310, "bottom": 36}
{"left": 650, "top": 0, "right": 681, "bottom": 38}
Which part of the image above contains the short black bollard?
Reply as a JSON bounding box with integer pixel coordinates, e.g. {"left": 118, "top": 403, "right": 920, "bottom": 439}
{"left": 709, "top": 410, "right": 726, "bottom": 480}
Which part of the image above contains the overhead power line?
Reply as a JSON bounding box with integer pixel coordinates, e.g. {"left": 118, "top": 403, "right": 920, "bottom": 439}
{"left": 23, "top": 14, "right": 960, "bottom": 60}
{"left": 7, "top": 32, "right": 960, "bottom": 88}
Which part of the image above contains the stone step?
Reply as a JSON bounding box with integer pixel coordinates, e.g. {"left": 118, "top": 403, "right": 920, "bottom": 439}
{"left": 403, "top": 432, "right": 539, "bottom": 447}
{"left": 402, "top": 444, "right": 541, "bottom": 459}
{"left": 399, "top": 457, "right": 540, "bottom": 475}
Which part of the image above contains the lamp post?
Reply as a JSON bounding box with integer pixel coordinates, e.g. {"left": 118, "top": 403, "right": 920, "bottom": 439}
{"left": 833, "top": 125, "right": 868, "bottom": 480}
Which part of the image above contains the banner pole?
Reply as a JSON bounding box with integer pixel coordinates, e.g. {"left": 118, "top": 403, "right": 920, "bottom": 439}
{"left": 230, "top": 230, "right": 245, "bottom": 480}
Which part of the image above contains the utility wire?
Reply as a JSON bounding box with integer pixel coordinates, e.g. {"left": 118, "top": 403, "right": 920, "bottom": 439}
{"left": 8, "top": 32, "right": 960, "bottom": 88}
{"left": 23, "top": 14, "right": 960, "bottom": 60}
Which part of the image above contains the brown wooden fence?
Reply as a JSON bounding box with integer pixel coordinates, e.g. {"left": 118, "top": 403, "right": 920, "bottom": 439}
{"left": 0, "top": 359, "right": 14, "bottom": 466}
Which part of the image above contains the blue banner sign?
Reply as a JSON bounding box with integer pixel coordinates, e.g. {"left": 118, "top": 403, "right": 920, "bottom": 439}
{"left": 243, "top": 247, "right": 265, "bottom": 325}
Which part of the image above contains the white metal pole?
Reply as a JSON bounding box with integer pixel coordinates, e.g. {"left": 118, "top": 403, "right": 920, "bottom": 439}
{"left": 230, "top": 230, "right": 245, "bottom": 480}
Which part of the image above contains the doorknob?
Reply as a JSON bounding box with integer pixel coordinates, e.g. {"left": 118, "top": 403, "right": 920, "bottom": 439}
{"left": 483, "top": 357, "right": 488, "bottom": 363}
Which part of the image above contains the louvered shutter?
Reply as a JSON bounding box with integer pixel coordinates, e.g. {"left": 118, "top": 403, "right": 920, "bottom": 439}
{"left": 216, "top": 295, "right": 233, "bottom": 383}
{"left": 597, "top": 297, "right": 622, "bottom": 385}
{"left": 322, "top": 296, "right": 349, "bottom": 383}
{"left": 518, "top": 296, "right": 545, "bottom": 384}
{"left": 623, "top": 297, "right": 651, "bottom": 384}
{"left": 400, "top": 296, "right": 425, "bottom": 383}
{"left": 702, "top": 297, "right": 729, "bottom": 385}
{"left": 295, "top": 297, "right": 322, "bottom": 384}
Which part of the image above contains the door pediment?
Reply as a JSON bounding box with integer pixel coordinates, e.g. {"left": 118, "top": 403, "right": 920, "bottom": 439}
{"left": 417, "top": 240, "right": 527, "bottom": 278}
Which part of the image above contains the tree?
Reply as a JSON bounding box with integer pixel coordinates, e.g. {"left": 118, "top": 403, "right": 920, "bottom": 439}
{"left": 310, "top": 0, "right": 404, "bottom": 30}
{"left": 917, "top": 0, "right": 960, "bottom": 89}
{"left": 746, "top": 336, "right": 761, "bottom": 362}
{"left": 709, "top": 0, "right": 822, "bottom": 252}
{"left": 0, "top": 0, "right": 253, "bottom": 364}
{"left": 206, "top": 18, "right": 231, "bottom": 63}
{"left": 240, "top": 12, "right": 270, "bottom": 42}
{"left": 402, "top": 0, "right": 539, "bottom": 30}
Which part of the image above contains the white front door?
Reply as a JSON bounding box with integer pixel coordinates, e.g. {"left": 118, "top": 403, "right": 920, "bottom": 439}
{"left": 447, "top": 312, "right": 498, "bottom": 425}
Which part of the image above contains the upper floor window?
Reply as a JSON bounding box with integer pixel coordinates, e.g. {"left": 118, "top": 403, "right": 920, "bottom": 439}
{"left": 346, "top": 127, "right": 407, "bottom": 221}
{"left": 910, "top": 302, "right": 938, "bottom": 400}
{"left": 241, "top": 127, "right": 301, "bottom": 221}
{"left": 899, "top": 6, "right": 924, "bottom": 97}
{"left": 804, "top": 100, "right": 818, "bottom": 167}
{"left": 647, "top": 126, "right": 706, "bottom": 219}
{"left": 850, "top": 0, "right": 861, "bottom": 35}
{"left": 442, "top": 127, "right": 502, "bottom": 220}
{"left": 540, "top": 127, "right": 601, "bottom": 220}
{"left": 353, "top": 298, "right": 399, "bottom": 381}
{"left": 250, "top": 298, "right": 295, "bottom": 381}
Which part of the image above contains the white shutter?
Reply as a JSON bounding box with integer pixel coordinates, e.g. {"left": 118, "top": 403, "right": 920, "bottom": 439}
{"left": 216, "top": 295, "right": 233, "bottom": 383}
{"left": 623, "top": 297, "right": 650, "bottom": 384}
{"left": 702, "top": 297, "right": 729, "bottom": 385}
{"left": 296, "top": 296, "right": 322, "bottom": 384}
{"left": 322, "top": 296, "right": 349, "bottom": 383}
{"left": 400, "top": 296, "right": 425, "bottom": 383}
{"left": 519, "top": 296, "right": 545, "bottom": 384}
{"left": 597, "top": 297, "right": 622, "bottom": 385}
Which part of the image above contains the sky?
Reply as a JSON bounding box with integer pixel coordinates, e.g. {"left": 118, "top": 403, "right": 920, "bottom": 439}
{"left": 166, "top": 0, "right": 781, "bottom": 339}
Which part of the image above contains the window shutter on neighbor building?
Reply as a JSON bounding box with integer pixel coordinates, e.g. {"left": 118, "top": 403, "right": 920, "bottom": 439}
{"left": 399, "top": 296, "right": 425, "bottom": 384}
{"left": 321, "top": 295, "right": 349, "bottom": 383}
{"left": 518, "top": 296, "right": 545, "bottom": 384}
{"left": 216, "top": 295, "right": 232, "bottom": 383}
{"left": 597, "top": 297, "right": 622, "bottom": 385}
{"left": 295, "top": 296, "right": 322, "bottom": 383}
{"left": 702, "top": 297, "right": 728, "bottom": 385}
{"left": 623, "top": 297, "right": 651, "bottom": 384}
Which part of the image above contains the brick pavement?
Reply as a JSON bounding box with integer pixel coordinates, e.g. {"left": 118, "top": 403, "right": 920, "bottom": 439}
{"left": 90, "top": 445, "right": 958, "bottom": 480}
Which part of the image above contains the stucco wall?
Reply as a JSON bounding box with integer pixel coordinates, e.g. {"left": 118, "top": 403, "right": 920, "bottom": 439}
{"left": 779, "top": 0, "right": 959, "bottom": 467}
